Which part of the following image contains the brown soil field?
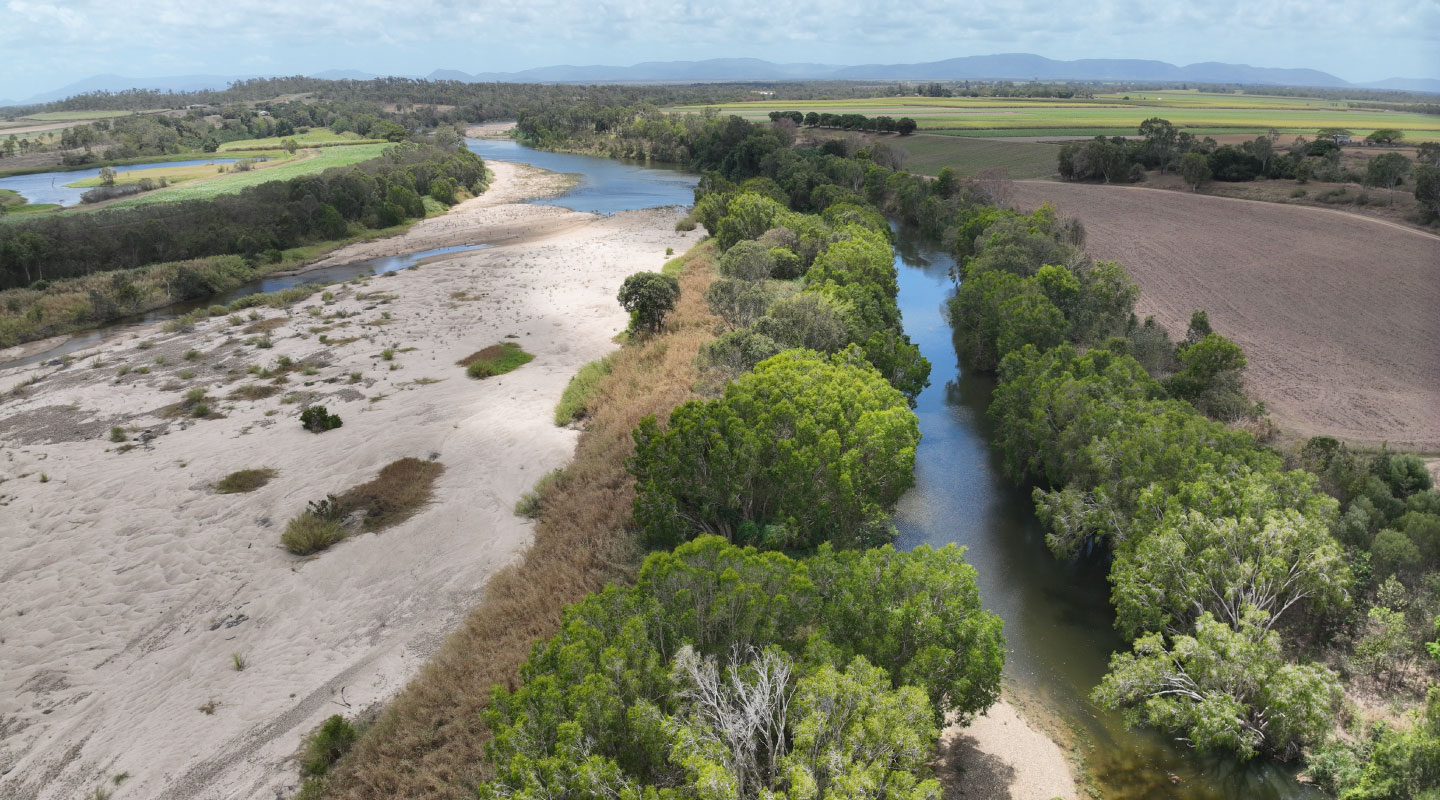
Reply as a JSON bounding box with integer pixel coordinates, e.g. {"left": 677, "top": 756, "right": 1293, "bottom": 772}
{"left": 1011, "top": 181, "right": 1440, "bottom": 451}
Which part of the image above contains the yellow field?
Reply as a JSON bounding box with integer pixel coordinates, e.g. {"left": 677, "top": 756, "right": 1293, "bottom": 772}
{"left": 217, "top": 130, "right": 384, "bottom": 151}
{"left": 670, "top": 90, "right": 1440, "bottom": 141}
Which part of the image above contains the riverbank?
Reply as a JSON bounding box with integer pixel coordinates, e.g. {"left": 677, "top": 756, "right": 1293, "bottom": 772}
{"left": 0, "top": 160, "right": 702, "bottom": 800}
{"left": 939, "top": 692, "right": 1079, "bottom": 800}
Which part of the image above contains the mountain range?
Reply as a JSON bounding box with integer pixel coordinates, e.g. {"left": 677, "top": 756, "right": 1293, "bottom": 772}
{"left": 5, "top": 55, "right": 1437, "bottom": 106}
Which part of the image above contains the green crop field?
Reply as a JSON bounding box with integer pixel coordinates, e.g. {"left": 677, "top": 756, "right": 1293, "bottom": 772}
{"left": 218, "top": 130, "right": 385, "bottom": 151}
{"left": 106, "top": 143, "right": 391, "bottom": 207}
{"left": 891, "top": 135, "right": 1061, "bottom": 179}
{"left": 669, "top": 90, "right": 1440, "bottom": 141}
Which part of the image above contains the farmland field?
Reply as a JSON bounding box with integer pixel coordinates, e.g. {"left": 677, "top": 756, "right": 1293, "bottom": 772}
{"left": 1008, "top": 180, "right": 1440, "bottom": 450}
{"left": 887, "top": 134, "right": 1060, "bottom": 178}
{"left": 670, "top": 90, "right": 1440, "bottom": 141}
{"left": 217, "top": 130, "right": 385, "bottom": 151}
{"left": 104, "top": 143, "right": 392, "bottom": 206}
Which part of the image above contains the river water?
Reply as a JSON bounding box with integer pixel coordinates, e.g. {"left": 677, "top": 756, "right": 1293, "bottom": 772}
{"left": 0, "top": 158, "right": 249, "bottom": 207}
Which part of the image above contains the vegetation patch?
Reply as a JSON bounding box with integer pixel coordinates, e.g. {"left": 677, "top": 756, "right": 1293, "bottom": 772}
{"left": 299, "top": 404, "right": 343, "bottom": 433}
{"left": 553, "top": 355, "right": 613, "bottom": 425}
{"left": 229, "top": 383, "right": 280, "bottom": 401}
{"left": 243, "top": 316, "right": 289, "bottom": 334}
{"left": 457, "top": 342, "right": 533, "bottom": 379}
{"left": 336, "top": 457, "right": 445, "bottom": 532}
{"left": 282, "top": 509, "right": 348, "bottom": 556}
{"left": 214, "top": 467, "right": 278, "bottom": 494}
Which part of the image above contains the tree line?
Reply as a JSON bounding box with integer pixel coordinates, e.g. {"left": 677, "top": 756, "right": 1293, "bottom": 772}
{"left": 0, "top": 142, "right": 485, "bottom": 289}
{"left": 946, "top": 163, "right": 1437, "bottom": 790}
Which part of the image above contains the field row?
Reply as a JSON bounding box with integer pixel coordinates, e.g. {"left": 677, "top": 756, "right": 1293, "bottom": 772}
{"left": 108, "top": 144, "right": 392, "bottom": 207}
{"left": 670, "top": 91, "right": 1440, "bottom": 140}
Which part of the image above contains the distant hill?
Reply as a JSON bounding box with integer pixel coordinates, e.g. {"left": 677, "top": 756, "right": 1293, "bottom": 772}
{"left": 432, "top": 55, "right": 1434, "bottom": 92}
{"left": 8, "top": 55, "right": 1436, "bottom": 107}
{"left": 9, "top": 69, "right": 398, "bottom": 106}
{"left": 1362, "top": 77, "right": 1440, "bottom": 93}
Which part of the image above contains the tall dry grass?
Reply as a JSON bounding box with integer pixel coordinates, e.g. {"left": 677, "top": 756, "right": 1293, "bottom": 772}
{"left": 320, "top": 241, "right": 720, "bottom": 799}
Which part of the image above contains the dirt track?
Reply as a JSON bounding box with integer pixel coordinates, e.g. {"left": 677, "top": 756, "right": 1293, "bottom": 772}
{"left": 1011, "top": 181, "right": 1440, "bottom": 450}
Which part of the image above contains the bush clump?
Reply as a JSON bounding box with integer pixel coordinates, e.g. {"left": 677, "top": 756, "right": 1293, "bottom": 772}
{"left": 300, "top": 405, "right": 343, "bottom": 433}
{"left": 301, "top": 715, "right": 359, "bottom": 777}
{"left": 458, "top": 342, "right": 533, "bottom": 379}
{"left": 282, "top": 511, "right": 347, "bottom": 555}
{"left": 617, "top": 271, "right": 680, "bottom": 333}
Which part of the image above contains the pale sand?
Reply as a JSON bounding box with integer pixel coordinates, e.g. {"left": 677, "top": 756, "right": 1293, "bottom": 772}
{"left": 937, "top": 694, "right": 1078, "bottom": 800}
{"left": 0, "top": 161, "right": 701, "bottom": 800}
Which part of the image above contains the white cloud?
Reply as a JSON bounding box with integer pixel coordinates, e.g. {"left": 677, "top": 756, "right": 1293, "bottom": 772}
{"left": 0, "top": 0, "right": 1433, "bottom": 99}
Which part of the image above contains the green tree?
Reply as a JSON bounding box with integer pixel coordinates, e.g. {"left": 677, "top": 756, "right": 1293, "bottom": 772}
{"left": 617, "top": 271, "right": 680, "bottom": 334}
{"left": 1110, "top": 506, "right": 1349, "bottom": 638}
{"left": 809, "top": 543, "right": 1005, "bottom": 723}
{"left": 895, "top": 117, "right": 917, "bottom": 135}
{"left": 630, "top": 349, "right": 919, "bottom": 550}
{"left": 281, "top": 137, "right": 300, "bottom": 154}
{"left": 1165, "top": 332, "right": 1248, "bottom": 417}
{"left": 1179, "top": 151, "right": 1211, "bottom": 191}
{"left": 99, "top": 166, "right": 117, "bottom": 186}
{"left": 1366, "top": 152, "right": 1411, "bottom": 202}
{"left": 1094, "top": 610, "right": 1341, "bottom": 760}
{"left": 1414, "top": 163, "right": 1440, "bottom": 222}
{"left": 1353, "top": 606, "right": 1414, "bottom": 690}
{"left": 1364, "top": 128, "right": 1404, "bottom": 145}
{"left": 1139, "top": 117, "right": 1178, "bottom": 172}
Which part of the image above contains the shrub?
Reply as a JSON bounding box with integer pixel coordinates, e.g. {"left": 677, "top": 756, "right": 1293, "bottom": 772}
{"left": 282, "top": 512, "right": 347, "bottom": 555}
{"left": 302, "top": 715, "right": 359, "bottom": 777}
{"left": 109, "top": 427, "right": 127, "bottom": 443}
{"left": 300, "top": 405, "right": 343, "bottom": 433}
{"left": 459, "top": 342, "right": 533, "bottom": 379}
{"left": 214, "top": 468, "right": 278, "bottom": 494}
{"left": 617, "top": 271, "right": 680, "bottom": 333}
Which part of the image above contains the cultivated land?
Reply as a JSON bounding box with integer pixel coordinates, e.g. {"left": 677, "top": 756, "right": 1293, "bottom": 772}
{"left": 217, "top": 130, "right": 386, "bottom": 151}
{"left": 1009, "top": 180, "right": 1440, "bottom": 450}
{"left": 888, "top": 133, "right": 1060, "bottom": 179}
{"left": 103, "top": 144, "right": 391, "bottom": 207}
{"left": 671, "top": 91, "right": 1440, "bottom": 141}
{"left": 0, "top": 161, "right": 703, "bottom": 800}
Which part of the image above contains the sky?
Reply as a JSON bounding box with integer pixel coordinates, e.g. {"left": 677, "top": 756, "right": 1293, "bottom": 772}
{"left": 2, "top": 0, "right": 1437, "bottom": 101}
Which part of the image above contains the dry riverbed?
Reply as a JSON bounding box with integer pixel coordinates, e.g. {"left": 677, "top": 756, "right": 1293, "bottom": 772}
{"left": 0, "top": 161, "right": 699, "bottom": 800}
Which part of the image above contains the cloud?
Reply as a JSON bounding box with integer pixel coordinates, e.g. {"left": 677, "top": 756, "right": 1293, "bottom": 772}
{"left": 0, "top": 0, "right": 1433, "bottom": 99}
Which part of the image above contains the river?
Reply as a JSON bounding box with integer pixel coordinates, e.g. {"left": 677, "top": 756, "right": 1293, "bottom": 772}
{"left": 889, "top": 226, "right": 1320, "bottom": 800}
{"left": 1, "top": 140, "right": 695, "bottom": 371}
{"left": 0, "top": 157, "right": 250, "bottom": 207}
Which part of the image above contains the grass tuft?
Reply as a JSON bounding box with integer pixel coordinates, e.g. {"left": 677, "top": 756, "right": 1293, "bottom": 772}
{"left": 553, "top": 356, "right": 614, "bottom": 426}
{"left": 458, "top": 342, "right": 534, "bottom": 379}
{"left": 214, "top": 467, "right": 278, "bottom": 494}
{"left": 282, "top": 512, "right": 348, "bottom": 556}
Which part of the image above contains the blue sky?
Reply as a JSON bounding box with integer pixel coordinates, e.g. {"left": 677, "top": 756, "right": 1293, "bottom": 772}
{"left": 2, "top": 0, "right": 1436, "bottom": 101}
